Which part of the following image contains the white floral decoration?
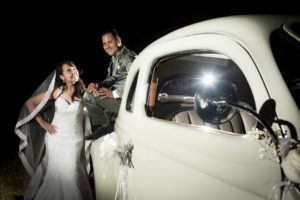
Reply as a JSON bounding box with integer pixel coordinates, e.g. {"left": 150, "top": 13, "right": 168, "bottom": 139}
{"left": 99, "top": 132, "right": 134, "bottom": 200}
{"left": 249, "top": 127, "right": 300, "bottom": 199}
{"left": 99, "top": 132, "right": 134, "bottom": 168}
{"left": 248, "top": 127, "right": 280, "bottom": 163}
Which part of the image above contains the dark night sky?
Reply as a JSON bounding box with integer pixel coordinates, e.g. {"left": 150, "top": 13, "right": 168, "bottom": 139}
{"left": 3, "top": 5, "right": 300, "bottom": 153}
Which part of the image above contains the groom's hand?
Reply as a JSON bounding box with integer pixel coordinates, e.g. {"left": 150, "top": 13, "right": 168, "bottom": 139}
{"left": 95, "top": 87, "right": 113, "bottom": 99}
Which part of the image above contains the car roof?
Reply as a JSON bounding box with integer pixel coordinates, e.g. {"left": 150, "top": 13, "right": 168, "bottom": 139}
{"left": 151, "top": 15, "right": 300, "bottom": 46}
{"left": 140, "top": 15, "right": 300, "bottom": 90}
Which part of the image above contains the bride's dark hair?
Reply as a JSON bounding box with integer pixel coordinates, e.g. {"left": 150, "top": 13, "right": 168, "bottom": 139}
{"left": 56, "top": 61, "right": 86, "bottom": 100}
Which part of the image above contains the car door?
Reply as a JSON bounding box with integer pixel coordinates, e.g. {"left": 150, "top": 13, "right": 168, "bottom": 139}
{"left": 117, "top": 33, "right": 281, "bottom": 200}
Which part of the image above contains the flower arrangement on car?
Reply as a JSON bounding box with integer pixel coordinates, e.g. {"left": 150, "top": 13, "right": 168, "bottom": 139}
{"left": 98, "top": 132, "right": 134, "bottom": 200}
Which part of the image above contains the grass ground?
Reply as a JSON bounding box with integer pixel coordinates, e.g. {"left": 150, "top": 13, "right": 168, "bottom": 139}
{"left": 0, "top": 142, "right": 95, "bottom": 200}
{"left": 0, "top": 146, "right": 25, "bottom": 200}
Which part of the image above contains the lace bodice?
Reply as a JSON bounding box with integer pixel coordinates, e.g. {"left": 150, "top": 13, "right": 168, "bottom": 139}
{"left": 51, "top": 96, "right": 84, "bottom": 139}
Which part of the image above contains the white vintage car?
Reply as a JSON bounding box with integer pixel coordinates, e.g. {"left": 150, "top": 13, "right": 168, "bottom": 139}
{"left": 90, "top": 15, "right": 300, "bottom": 200}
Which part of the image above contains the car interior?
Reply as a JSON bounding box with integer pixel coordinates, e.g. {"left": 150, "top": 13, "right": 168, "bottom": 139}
{"left": 146, "top": 51, "right": 257, "bottom": 135}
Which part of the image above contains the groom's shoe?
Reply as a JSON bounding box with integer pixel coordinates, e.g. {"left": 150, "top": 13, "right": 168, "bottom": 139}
{"left": 85, "top": 123, "right": 114, "bottom": 140}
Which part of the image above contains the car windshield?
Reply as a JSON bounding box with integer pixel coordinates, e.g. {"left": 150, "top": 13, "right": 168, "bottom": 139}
{"left": 271, "top": 22, "right": 300, "bottom": 110}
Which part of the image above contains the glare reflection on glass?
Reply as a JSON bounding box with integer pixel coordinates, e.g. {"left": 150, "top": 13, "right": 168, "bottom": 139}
{"left": 201, "top": 74, "right": 215, "bottom": 86}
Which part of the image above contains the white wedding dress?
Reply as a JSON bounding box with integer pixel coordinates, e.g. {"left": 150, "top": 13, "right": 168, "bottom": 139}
{"left": 24, "top": 95, "right": 93, "bottom": 200}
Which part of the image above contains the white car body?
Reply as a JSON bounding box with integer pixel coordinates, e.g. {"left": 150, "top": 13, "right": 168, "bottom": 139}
{"left": 90, "top": 15, "right": 300, "bottom": 200}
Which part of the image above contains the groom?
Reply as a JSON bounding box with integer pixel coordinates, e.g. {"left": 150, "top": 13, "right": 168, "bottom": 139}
{"left": 83, "top": 28, "right": 136, "bottom": 140}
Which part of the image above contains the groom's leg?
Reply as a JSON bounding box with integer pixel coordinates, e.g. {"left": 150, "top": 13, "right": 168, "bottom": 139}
{"left": 83, "top": 92, "right": 121, "bottom": 126}
{"left": 83, "top": 92, "right": 108, "bottom": 126}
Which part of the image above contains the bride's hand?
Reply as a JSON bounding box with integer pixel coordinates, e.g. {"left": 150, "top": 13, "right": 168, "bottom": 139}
{"left": 41, "top": 121, "right": 58, "bottom": 134}
{"left": 87, "top": 82, "right": 98, "bottom": 93}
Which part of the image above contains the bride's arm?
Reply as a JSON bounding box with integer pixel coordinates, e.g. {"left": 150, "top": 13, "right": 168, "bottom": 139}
{"left": 25, "top": 88, "right": 59, "bottom": 134}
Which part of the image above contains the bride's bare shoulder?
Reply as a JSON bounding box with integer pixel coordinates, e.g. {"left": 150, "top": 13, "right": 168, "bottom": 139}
{"left": 52, "top": 87, "right": 63, "bottom": 99}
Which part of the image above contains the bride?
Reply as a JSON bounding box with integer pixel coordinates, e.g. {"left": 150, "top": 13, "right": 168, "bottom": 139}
{"left": 15, "top": 61, "right": 94, "bottom": 200}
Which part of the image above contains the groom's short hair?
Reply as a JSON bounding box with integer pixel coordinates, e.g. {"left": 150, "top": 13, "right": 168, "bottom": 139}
{"left": 102, "top": 28, "right": 119, "bottom": 39}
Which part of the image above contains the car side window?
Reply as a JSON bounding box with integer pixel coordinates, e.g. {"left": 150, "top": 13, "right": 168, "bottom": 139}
{"left": 146, "top": 52, "right": 256, "bottom": 134}
{"left": 126, "top": 71, "right": 139, "bottom": 112}
{"left": 271, "top": 22, "right": 300, "bottom": 110}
